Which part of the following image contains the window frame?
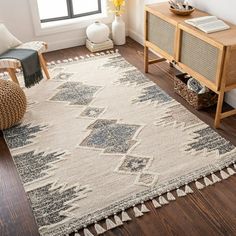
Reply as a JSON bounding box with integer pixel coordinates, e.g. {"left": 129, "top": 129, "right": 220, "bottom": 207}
{"left": 39, "top": 0, "right": 102, "bottom": 23}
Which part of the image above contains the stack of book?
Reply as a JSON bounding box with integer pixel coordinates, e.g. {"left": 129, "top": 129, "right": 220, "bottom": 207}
{"left": 86, "top": 39, "right": 114, "bottom": 52}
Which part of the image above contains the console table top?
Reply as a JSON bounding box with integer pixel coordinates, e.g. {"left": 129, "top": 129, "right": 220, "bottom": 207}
{"left": 145, "top": 2, "right": 236, "bottom": 46}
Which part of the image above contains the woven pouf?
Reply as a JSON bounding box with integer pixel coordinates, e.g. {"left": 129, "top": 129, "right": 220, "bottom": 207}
{"left": 0, "top": 79, "right": 27, "bottom": 130}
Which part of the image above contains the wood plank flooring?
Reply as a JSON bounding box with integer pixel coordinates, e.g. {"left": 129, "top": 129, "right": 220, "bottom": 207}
{"left": 0, "top": 38, "right": 236, "bottom": 236}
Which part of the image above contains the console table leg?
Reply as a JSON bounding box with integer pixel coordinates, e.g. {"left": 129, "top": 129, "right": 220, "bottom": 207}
{"left": 214, "top": 90, "right": 225, "bottom": 128}
{"left": 144, "top": 46, "right": 149, "bottom": 73}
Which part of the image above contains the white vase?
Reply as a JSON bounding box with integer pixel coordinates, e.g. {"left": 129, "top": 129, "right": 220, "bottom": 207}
{"left": 112, "top": 15, "right": 126, "bottom": 45}
{"left": 86, "top": 21, "right": 110, "bottom": 44}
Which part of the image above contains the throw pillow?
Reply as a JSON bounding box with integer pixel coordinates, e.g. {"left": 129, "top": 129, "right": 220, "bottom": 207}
{"left": 0, "top": 24, "right": 22, "bottom": 55}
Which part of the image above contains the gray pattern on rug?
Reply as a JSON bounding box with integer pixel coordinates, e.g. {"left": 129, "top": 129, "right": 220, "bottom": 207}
{"left": 13, "top": 150, "right": 65, "bottom": 184}
{"left": 4, "top": 123, "right": 47, "bottom": 149}
{"left": 133, "top": 84, "right": 173, "bottom": 104}
{"left": 186, "top": 127, "right": 235, "bottom": 155}
{"left": 50, "top": 82, "right": 102, "bottom": 105}
{"left": 80, "top": 119, "right": 140, "bottom": 154}
{"left": 28, "top": 184, "right": 84, "bottom": 227}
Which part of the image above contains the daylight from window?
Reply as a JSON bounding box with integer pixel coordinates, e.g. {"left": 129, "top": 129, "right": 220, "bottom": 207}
{"left": 37, "top": 0, "right": 101, "bottom": 22}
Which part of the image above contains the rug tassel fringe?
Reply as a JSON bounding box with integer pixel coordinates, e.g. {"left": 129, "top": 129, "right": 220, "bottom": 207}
{"left": 84, "top": 228, "right": 94, "bottom": 236}
{"left": 204, "top": 176, "right": 213, "bottom": 186}
{"left": 176, "top": 188, "right": 187, "bottom": 197}
{"left": 185, "top": 184, "right": 193, "bottom": 194}
{"left": 141, "top": 202, "right": 150, "bottom": 213}
{"left": 195, "top": 180, "right": 205, "bottom": 189}
{"left": 152, "top": 198, "right": 161, "bottom": 208}
{"left": 167, "top": 191, "right": 176, "bottom": 201}
{"left": 133, "top": 206, "right": 143, "bottom": 217}
{"left": 114, "top": 214, "right": 123, "bottom": 226}
{"left": 121, "top": 210, "right": 131, "bottom": 221}
{"left": 159, "top": 195, "right": 169, "bottom": 205}
{"left": 220, "top": 169, "right": 229, "bottom": 179}
{"left": 105, "top": 217, "right": 117, "bottom": 230}
{"left": 94, "top": 222, "right": 106, "bottom": 235}
{"left": 227, "top": 167, "right": 235, "bottom": 175}
{"left": 211, "top": 173, "right": 221, "bottom": 183}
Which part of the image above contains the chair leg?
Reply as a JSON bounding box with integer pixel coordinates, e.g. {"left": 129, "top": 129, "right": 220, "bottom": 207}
{"left": 7, "top": 68, "right": 20, "bottom": 85}
{"left": 39, "top": 53, "right": 50, "bottom": 80}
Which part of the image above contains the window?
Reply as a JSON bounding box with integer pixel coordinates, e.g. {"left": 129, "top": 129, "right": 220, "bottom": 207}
{"left": 37, "top": 0, "right": 102, "bottom": 23}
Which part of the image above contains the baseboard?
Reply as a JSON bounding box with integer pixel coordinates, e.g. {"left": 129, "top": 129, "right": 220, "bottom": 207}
{"left": 46, "top": 36, "right": 87, "bottom": 52}
{"left": 225, "top": 90, "right": 236, "bottom": 108}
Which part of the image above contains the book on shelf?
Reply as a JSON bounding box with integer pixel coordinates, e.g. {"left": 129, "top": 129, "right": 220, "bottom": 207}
{"left": 185, "top": 16, "right": 230, "bottom": 34}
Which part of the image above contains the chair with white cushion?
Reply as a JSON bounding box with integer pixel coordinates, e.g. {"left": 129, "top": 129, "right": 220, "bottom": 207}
{"left": 0, "top": 24, "right": 50, "bottom": 85}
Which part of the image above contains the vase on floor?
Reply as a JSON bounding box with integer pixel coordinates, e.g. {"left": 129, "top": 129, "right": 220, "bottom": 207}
{"left": 112, "top": 15, "right": 126, "bottom": 45}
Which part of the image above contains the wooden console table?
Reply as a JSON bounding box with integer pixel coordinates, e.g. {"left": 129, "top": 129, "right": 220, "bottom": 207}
{"left": 144, "top": 2, "right": 236, "bottom": 128}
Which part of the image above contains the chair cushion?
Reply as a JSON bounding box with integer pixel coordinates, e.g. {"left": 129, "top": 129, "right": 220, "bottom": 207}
{"left": 0, "top": 41, "right": 47, "bottom": 69}
{"left": 0, "top": 24, "right": 22, "bottom": 55}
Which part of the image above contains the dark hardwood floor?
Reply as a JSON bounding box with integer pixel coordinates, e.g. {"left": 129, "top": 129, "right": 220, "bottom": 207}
{"left": 0, "top": 37, "right": 236, "bottom": 236}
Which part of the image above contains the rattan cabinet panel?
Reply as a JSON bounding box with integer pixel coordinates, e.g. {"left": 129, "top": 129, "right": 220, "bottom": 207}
{"left": 180, "top": 31, "right": 220, "bottom": 83}
{"left": 148, "top": 13, "right": 175, "bottom": 56}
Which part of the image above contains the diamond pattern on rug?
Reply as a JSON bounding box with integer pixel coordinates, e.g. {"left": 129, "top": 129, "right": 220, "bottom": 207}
{"left": 4, "top": 123, "right": 47, "bottom": 149}
{"left": 102, "top": 55, "right": 132, "bottom": 69}
{"left": 50, "top": 82, "right": 102, "bottom": 105}
{"left": 117, "top": 155, "right": 151, "bottom": 173}
{"left": 28, "top": 183, "right": 87, "bottom": 228}
{"left": 80, "top": 107, "right": 105, "bottom": 118}
{"left": 54, "top": 72, "right": 74, "bottom": 81}
{"left": 135, "top": 172, "right": 158, "bottom": 186}
{"left": 80, "top": 119, "right": 141, "bottom": 154}
{"left": 186, "top": 127, "right": 235, "bottom": 155}
{"left": 133, "top": 85, "right": 173, "bottom": 104}
{"left": 155, "top": 103, "right": 202, "bottom": 127}
{"left": 13, "top": 150, "right": 65, "bottom": 184}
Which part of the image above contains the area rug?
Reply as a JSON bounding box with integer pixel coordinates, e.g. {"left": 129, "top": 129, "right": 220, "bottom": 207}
{"left": 3, "top": 51, "right": 236, "bottom": 236}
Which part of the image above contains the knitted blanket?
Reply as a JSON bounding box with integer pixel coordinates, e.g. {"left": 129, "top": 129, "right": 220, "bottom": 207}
{"left": 0, "top": 48, "right": 43, "bottom": 88}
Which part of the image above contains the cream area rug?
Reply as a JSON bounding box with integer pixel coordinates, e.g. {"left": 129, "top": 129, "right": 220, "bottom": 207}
{"left": 3, "top": 51, "right": 236, "bottom": 236}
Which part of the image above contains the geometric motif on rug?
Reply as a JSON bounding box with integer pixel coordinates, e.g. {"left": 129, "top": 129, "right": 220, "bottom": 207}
{"left": 115, "top": 155, "right": 158, "bottom": 186}
{"left": 79, "top": 119, "right": 141, "bottom": 154}
{"left": 155, "top": 103, "right": 202, "bottom": 128}
{"left": 133, "top": 84, "right": 173, "bottom": 104}
{"left": 3, "top": 123, "right": 48, "bottom": 149}
{"left": 54, "top": 72, "right": 74, "bottom": 81}
{"left": 80, "top": 107, "right": 105, "bottom": 118}
{"left": 13, "top": 150, "right": 66, "bottom": 184}
{"left": 102, "top": 55, "right": 133, "bottom": 70}
{"left": 116, "top": 69, "right": 150, "bottom": 86}
{"left": 185, "top": 127, "right": 236, "bottom": 155}
{"left": 50, "top": 82, "right": 102, "bottom": 105}
{"left": 28, "top": 183, "right": 90, "bottom": 228}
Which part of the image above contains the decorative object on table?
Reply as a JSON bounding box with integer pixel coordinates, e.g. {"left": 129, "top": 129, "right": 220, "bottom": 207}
{"left": 4, "top": 52, "right": 236, "bottom": 236}
{"left": 110, "top": 0, "right": 126, "bottom": 45}
{"left": 169, "top": 0, "right": 195, "bottom": 16}
{"left": 174, "top": 73, "right": 218, "bottom": 110}
{"left": 185, "top": 16, "right": 230, "bottom": 34}
{"left": 0, "top": 23, "right": 50, "bottom": 86}
{"left": 86, "top": 21, "right": 113, "bottom": 52}
{"left": 0, "top": 79, "right": 26, "bottom": 130}
{"left": 86, "top": 38, "right": 114, "bottom": 52}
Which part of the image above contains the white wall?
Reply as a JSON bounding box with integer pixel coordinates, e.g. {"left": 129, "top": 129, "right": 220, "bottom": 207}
{"left": 127, "top": 0, "right": 236, "bottom": 108}
{"left": 0, "top": 0, "right": 128, "bottom": 51}
{"left": 127, "top": 0, "right": 166, "bottom": 45}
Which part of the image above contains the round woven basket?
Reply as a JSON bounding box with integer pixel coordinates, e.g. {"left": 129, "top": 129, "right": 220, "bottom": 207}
{"left": 0, "top": 79, "right": 27, "bottom": 130}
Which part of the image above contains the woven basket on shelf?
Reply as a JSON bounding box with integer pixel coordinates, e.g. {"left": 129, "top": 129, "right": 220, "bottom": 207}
{"left": 0, "top": 79, "right": 27, "bottom": 130}
{"left": 174, "top": 73, "right": 218, "bottom": 110}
